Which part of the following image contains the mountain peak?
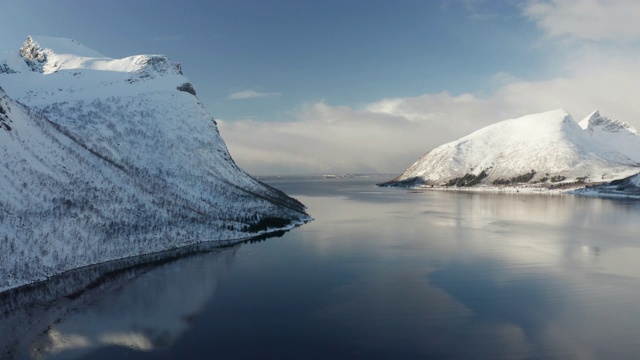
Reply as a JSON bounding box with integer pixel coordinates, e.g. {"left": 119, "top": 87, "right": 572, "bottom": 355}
{"left": 22, "top": 36, "right": 106, "bottom": 58}
{"left": 578, "top": 110, "right": 599, "bottom": 128}
{"left": 13, "top": 36, "right": 182, "bottom": 78}
{"left": 19, "top": 36, "right": 47, "bottom": 73}
{"left": 19, "top": 35, "right": 105, "bottom": 74}
{"left": 580, "top": 110, "right": 637, "bottom": 135}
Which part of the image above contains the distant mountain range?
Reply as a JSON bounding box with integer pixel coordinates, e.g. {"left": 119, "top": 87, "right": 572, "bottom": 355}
{"left": 381, "top": 109, "right": 640, "bottom": 189}
{"left": 0, "top": 36, "right": 310, "bottom": 292}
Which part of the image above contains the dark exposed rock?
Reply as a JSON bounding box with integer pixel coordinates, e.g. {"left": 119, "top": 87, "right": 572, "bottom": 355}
{"left": 377, "top": 176, "right": 425, "bottom": 188}
{"left": 177, "top": 82, "right": 196, "bottom": 96}
{"left": 0, "top": 63, "right": 18, "bottom": 74}
{"left": 136, "top": 55, "right": 183, "bottom": 78}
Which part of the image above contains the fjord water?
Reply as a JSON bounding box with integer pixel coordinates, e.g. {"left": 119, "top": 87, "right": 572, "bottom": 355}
{"left": 5, "top": 176, "right": 640, "bottom": 359}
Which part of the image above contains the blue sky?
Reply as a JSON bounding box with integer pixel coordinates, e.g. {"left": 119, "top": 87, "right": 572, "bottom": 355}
{"left": 2, "top": 1, "right": 640, "bottom": 174}
{"left": 0, "top": 1, "right": 543, "bottom": 121}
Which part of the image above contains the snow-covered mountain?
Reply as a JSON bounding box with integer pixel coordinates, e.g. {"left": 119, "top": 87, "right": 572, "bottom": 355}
{"left": 381, "top": 109, "right": 640, "bottom": 188}
{"left": 0, "top": 36, "right": 309, "bottom": 293}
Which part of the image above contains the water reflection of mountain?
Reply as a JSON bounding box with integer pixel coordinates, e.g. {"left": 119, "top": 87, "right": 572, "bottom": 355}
{"left": 0, "top": 246, "right": 238, "bottom": 360}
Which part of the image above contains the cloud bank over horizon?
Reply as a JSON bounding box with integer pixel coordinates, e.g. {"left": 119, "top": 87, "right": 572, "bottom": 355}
{"left": 228, "top": 90, "right": 281, "bottom": 100}
{"left": 219, "top": 0, "right": 640, "bottom": 176}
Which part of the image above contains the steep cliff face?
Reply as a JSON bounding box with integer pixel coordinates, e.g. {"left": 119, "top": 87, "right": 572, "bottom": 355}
{"left": 0, "top": 36, "right": 309, "bottom": 292}
{"left": 382, "top": 109, "right": 640, "bottom": 188}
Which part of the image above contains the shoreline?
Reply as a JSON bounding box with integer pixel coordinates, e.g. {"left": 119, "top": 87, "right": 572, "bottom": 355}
{"left": 0, "top": 219, "right": 310, "bottom": 310}
{"left": 389, "top": 183, "right": 588, "bottom": 195}
{"left": 384, "top": 181, "right": 640, "bottom": 200}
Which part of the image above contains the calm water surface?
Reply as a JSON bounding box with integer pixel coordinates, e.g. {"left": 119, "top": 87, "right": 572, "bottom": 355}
{"left": 4, "top": 176, "right": 640, "bottom": 359}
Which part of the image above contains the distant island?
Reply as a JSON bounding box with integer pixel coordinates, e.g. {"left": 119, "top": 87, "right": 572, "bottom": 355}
{"left": 0, "top": 36, "right": 310, "bottom": 293}
{"left": 380, "top": 109, "right": 640, "bottom": 195}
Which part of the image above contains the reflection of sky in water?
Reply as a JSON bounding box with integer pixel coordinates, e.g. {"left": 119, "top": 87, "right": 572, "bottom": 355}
{"left": 4, "top": 176, "right": 640, "bottom": 359}
{"left": 2, "top": 248, "right": 237, "bottom": 360}
{"left": 267, "top": 176, "right": 640, "bottom": 359}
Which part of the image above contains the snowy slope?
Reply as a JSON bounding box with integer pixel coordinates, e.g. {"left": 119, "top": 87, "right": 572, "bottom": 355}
{"left": 382, "top": 109, "right": 640, "bottom": 188}
{"left": 579, "top": 110, "right": 640, "bottom": 163}
{"left": 0, "top": 36, "right": 309, "bottom": 293}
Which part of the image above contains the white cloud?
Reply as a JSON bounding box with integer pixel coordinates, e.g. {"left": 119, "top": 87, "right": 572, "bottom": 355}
{"left": 220, "top": 63, "right": 640, "bottom": 175}
{"left": 218, "top": 93, "right": 527, "bottom": 176}
{"left": 218, "top": 1, "right": 640, "bottom": 176}
{"left": 524, "top": 0, "right": 640, "bottom": 42}
{"left": 227, "top": 90, "right": 280, "bottom": 100}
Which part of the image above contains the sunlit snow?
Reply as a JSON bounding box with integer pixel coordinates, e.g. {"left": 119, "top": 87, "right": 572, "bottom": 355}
{"left": 386, "top": 109, "right": 640, "bottom": 188}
